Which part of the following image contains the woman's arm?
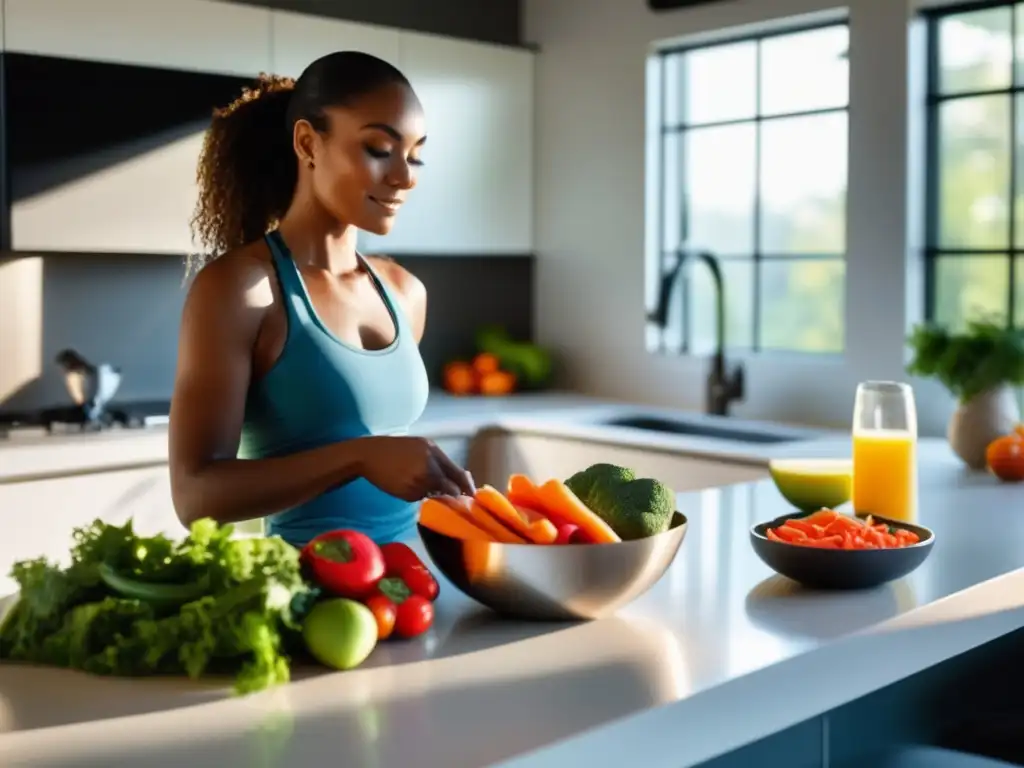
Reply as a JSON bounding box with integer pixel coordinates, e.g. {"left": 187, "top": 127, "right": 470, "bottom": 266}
{"left": 168, "top": 252, "right": 470, "bottom": 527}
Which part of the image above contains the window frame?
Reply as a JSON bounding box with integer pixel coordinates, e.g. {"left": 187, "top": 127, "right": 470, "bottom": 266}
{"left": 921, "top": 0, "right": 1023, "bottom": 330}
{"left": 651, "top": 19, "right": 851, "bottom": 356}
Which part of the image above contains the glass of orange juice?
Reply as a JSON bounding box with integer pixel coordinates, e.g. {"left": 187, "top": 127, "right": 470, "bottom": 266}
{"left": 851, "top": 381, "right": 918, "bottom": 522}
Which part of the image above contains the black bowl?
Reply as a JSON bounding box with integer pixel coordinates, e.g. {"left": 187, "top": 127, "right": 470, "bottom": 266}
{"left": 749, "top": 511, "right": 935, "bottom": 590}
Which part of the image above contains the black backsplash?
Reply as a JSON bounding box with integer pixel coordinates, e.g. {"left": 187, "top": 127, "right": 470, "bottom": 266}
{"left": 227, "top": 0, "right": 522, "bottom": 46}
{"left": 0, "top": 252, "right": 534, "bottom": 413}
{"left": 393, "top": 254, "right": 534, "bottom": 380}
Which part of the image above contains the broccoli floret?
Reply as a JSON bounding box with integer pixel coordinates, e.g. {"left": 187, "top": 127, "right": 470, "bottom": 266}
{"left": 565, "top": 464, "right": 674, "bottom": 540}
{"left": 565, "top": 463, "right": 636, "bottom": 503}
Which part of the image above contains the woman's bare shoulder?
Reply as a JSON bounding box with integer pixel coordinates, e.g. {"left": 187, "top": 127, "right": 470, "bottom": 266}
{"left": 188, "top": 241, "right": 276, "bottom": 311}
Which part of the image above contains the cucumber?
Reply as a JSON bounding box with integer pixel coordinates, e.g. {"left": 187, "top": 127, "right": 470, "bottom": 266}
{"left": 98, "top": 562, "right": 210, "bottom": 607}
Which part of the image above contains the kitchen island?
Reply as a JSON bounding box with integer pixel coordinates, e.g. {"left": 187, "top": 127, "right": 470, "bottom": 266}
{"left": 0, "top": 440, "right": 1021, "bottom": 768}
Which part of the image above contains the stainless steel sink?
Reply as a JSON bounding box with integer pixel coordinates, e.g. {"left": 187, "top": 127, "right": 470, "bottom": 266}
{"left": 601, "top": 415, "right": 798, "bottom": 444}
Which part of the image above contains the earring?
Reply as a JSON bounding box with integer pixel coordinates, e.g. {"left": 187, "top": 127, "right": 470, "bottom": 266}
{"left": 307, "top": 159, "right": 315, "bottom": 170}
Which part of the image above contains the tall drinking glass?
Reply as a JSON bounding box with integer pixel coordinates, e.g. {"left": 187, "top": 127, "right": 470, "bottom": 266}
{"left": 851, "top": 381, "right": 918, "bottom": 522}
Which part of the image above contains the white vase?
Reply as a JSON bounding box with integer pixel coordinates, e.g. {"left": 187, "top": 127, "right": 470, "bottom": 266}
{"left": 947, "top": 385, "right": 1022, "bottom": 470}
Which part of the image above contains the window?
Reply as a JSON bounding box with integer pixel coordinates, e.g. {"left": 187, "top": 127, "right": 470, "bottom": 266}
{"left": 650, "top": 23, "right": 849, "bottom": 355}
{"left": 924, "top": 1, "right": 1024, "bottom": 331}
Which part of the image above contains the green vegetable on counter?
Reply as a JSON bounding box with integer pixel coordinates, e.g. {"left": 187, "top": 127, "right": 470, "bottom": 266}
{"left": 565, "top": 463, "right": 675, "bottom": 540}
{"left": 0, "top": 518, "right": 316, "bottom": 695}
{"left": 302, "top": 598, "right": 378, "bottom": 671}
{"left": 475, "top": 325, "right": 553, "bottom": 390}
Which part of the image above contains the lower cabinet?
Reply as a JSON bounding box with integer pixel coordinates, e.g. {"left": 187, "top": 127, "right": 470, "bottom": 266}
{"left": 465, "top": 429, "right": 769, "bottom": 492}
{"left": 0, "top": 465, "right": 181, "bottom": 594}
{"left": 0, "top": 434, "right": 468, "bottom": 594}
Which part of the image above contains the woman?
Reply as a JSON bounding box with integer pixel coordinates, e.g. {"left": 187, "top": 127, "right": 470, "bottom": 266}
{"left": 168, "top": 51, "right": 475, "bottom": 547}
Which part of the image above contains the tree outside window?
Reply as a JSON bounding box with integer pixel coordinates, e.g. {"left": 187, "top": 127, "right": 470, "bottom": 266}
{"left": 925, "top": 2, "right": 1024, "bottom": 332}
{"left": 651, "top": 23, "right": 849, "bottom": 355}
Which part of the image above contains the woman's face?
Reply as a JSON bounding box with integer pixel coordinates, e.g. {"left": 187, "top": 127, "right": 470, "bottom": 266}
{"left": 296, "top": 82, "right": 426, "bottom": 235}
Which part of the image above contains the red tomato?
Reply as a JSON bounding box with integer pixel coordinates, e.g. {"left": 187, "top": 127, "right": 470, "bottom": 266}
{"left": 400, "top": 564, "right": 439, "bottom": 601}
{"left": 364, "top": 594, "right": 397, "bottom": 640}
{"left": 371, "top": 577, "right": 436, "bottom": 640}
{"left": 394, "top": 595, "right": 434, "bottom": 639}
{"left": 301, "top": 530, "right": 385, "bottom": 599}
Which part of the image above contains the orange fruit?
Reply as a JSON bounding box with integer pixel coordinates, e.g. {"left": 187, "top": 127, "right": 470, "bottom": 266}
{"left": 471, "top": 353, "right": 501, "bottom": 376}
{"left": 479, "top": 370, "right": 516, "bottom": 396}
{"left": 986, "top": 434, "right": 1024, "bottom": 483}
{"left": 442, "top": 361, "right": 477, "bottom": 396}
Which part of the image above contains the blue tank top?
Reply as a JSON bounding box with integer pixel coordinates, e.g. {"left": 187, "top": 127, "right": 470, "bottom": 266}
{"left": 237, "top": 230, "right": 430, "bottom": 547}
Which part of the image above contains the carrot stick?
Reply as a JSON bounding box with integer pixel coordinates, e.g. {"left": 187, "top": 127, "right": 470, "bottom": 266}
{"left": 507, "top": 474, "right": 573, "bottom": 527}
{"left": 507, "top": 474, "right": 545, "bottom": 510}
{"left": 475, "top": 485, "right": 558, "bottom": 544}
{"left": 468, "top": 501, "right": 528, "bottom": 544}
{"left": 419, "top": 498, "right": 494, "bottom": 541}
{"left": 534, "top": 479, "right": 621, "bottom": 544}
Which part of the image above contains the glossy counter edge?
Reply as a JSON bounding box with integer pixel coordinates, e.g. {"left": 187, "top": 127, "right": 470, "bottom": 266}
{"left": 499, "top": 568, "right": 1024, "bottom": 768}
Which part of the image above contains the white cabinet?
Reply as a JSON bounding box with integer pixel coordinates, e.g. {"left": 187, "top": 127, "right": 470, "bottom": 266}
{"left": 361, "top": 33, "right": 535, "bottom": 255}
{"left": 10, "top": 131, "right": 211, "bottom": 255}
{"left": 270, "top": 11, "right": 401, "bottom": 78}
{"left": 0, "top": 466, "right": 183, "bottom": 594}
{"left": 4, "top": 0, "right": 273, "bottom": 255}
{"left": 4, "top": 0, "right": 272, "bottom": 76}
{"left": 1, "top": 2, "right": 534, "bottom": 257}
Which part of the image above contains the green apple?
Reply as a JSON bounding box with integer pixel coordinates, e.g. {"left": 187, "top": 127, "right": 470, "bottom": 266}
{"left": 302, "top": 598, "right": 378, "bottom": 670}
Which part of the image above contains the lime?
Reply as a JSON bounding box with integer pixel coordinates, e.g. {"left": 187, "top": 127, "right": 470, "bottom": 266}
{"left": 768, "top": 458, "right": 853, "bottom": 511}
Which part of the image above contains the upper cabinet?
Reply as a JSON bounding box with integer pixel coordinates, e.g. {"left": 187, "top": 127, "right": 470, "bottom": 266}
{"left": 270, "top": 11, "right": 400, "bottom": 78}
{"left": 361, "top": 34, "right": 535, "bottom": 255}
{"left": 4, "top": 0, "right": 272, "bottom": 76}
{"left": 0, "top": 1, "right": 533, "bottom": 257}
{"left": 3, "top": 0, "right": 269, "bottom": 255}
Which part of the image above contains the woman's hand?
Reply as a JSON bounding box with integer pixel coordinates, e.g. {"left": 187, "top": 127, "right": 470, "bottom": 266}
{"left": 358, "top": 436, "right": 476, "bottom": 501}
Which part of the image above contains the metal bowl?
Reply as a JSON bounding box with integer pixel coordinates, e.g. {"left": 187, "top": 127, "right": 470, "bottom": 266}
{"left": 417, "top": 512, "right": 688, "bottom": 621}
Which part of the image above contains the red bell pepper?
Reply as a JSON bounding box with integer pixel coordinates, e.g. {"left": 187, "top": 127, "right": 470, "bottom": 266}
{"left": 370, "top": 577, "right": 434, "bottom": 639}
{"left": 301, "top": 529, "right": 385, "bottom": 599}
{"left": 379, "top": 542, "right": 423, "bottom": 572}
{"left": 379, "top": 542, "right": 440, "bottom": 601}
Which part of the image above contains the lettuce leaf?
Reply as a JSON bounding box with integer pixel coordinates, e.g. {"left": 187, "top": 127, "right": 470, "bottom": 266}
{"left": 0, "top": 518, "right": 312, "bottom": 695}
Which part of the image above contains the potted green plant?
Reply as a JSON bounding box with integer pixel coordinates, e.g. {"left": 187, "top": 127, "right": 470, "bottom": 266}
{"left": 906, "top": 319, "right": 1024, "bottom": 469}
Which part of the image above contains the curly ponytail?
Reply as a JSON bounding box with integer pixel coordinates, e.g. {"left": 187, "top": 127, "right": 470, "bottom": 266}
{"left": 188, "top": 53, "right": 412, "bottom": 277}
{"left": 188, "top": 74, "right": 297, "bottom": 276}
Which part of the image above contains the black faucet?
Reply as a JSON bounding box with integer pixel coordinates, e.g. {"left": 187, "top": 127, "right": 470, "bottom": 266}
{"left": 648, "top": 250, "right": 745, "bottom": 416}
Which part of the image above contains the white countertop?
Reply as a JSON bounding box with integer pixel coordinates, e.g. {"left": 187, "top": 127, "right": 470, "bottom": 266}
{"left": 0, "top": 444, "right": 1022, "bottom": 768}
{"left": 0, "top": 392, "right": 609, "bottom": 483}
{"left": 0, "top": 392, "right": 833, "bottom": 483}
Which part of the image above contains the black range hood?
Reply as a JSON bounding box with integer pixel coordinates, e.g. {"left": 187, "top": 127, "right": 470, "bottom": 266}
{"left": 0, "top": 52, "right": 253, "bottom": 254}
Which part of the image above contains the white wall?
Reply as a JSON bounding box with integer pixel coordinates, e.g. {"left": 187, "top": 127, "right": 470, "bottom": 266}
{"left": 524, "top": 0, "right": 970, "bottom": 436}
